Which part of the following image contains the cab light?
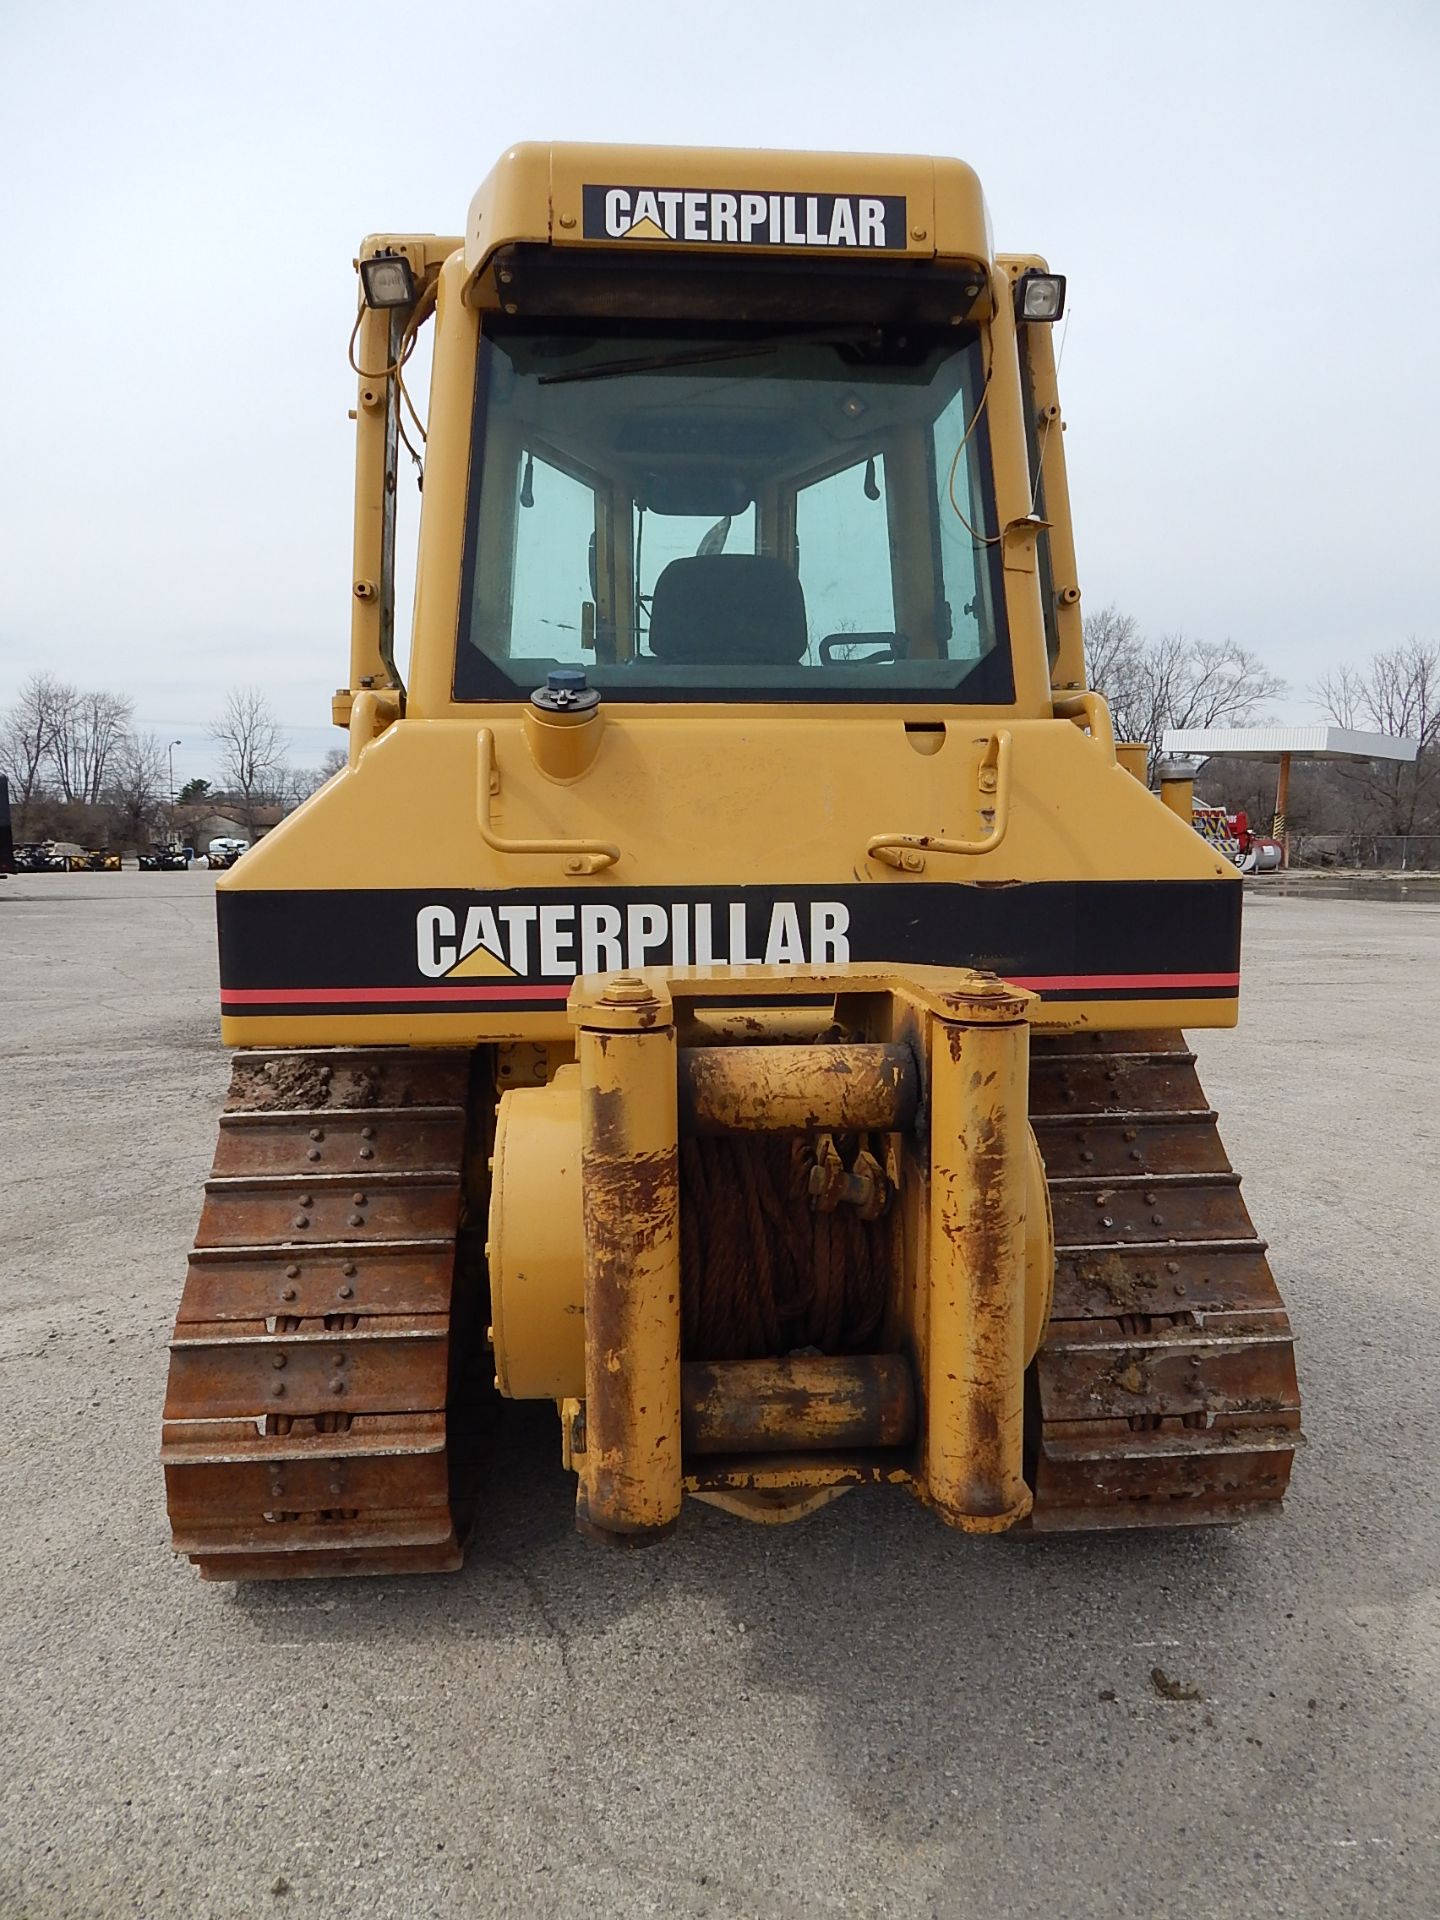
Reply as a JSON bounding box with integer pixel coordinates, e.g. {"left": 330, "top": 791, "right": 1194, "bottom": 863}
{"left": 360, "top": 254, "right": 417, "bottom": 309}
{"left": 1016, "top": 272, "right": 1066, "bottom": 322}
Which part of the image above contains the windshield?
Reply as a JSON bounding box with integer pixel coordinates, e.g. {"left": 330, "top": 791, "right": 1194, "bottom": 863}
{"left": 455, "top": 320, "right": 1012, "bottom": 704}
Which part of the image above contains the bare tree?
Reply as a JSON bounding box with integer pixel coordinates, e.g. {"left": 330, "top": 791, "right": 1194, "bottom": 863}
{"left": 1080, "top": 605, "right": 1140, "bottom": 707}
{"left": 283, "top": 748, "right": 348, "bottom": 803}
{"left": 209, "top": 689, "right": 285, "bottom": 833}
{"left": 1084, "top": 606, "right": 1286, "bottom": 765}
{"left": 1314, "top": 640, "right": 1439, "bottom": 834}
{"left": 50, "top": 689, "right": 134, "bottom": 805}
{"left": 0, "top": 673, "right": 73, "bottom": 827}
{"left": 104, "top": 731, "right": 169, "bottom": 851}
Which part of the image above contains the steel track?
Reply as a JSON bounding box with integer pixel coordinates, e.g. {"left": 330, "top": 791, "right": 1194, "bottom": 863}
{"left": 162, "top": 1049, "right": 476, "bottom": 1579}
{"left": 1026, "top": 1029, "right": 1302, "bottom": 1529}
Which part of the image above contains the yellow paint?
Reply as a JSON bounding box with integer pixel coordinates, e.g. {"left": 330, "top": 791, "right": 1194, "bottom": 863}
{"left": 921, "top": 980, "right": 1036, "bottom": 1531}
{"left": 571, "top": 976, "right": 683, "bottom": 1542}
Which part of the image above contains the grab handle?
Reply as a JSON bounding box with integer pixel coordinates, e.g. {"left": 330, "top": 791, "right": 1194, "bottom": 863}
{"left": 1052, "top": 691, "right": 1116, "bottom": 762}
{"left": 867, "top": 730, "right": 1012, "bottom": 873}
{"left": 477, "top": 728, "right": 620, "bottom": 875}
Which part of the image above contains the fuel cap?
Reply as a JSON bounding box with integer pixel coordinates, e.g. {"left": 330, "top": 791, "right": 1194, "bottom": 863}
{"left": 530, "top": 667, "right": 601, "bottom": 715}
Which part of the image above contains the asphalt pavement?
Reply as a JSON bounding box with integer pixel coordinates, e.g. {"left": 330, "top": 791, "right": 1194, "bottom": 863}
{"left": 1, "top": 871, "right": 1436, "bottom": 1918}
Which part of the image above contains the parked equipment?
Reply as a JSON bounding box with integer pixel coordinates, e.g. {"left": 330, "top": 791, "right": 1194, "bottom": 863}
{"left": 162, "top": 143, "right": 1301, "bottom": 1580}
{"left": 140, "top": 846, "right": 196, "bottom": 871}
{"left": 205, "top": 838, "right": 251, "bottom": 871}
{"left": 1192, "top": 803, "right": 1282, "bottom": 874}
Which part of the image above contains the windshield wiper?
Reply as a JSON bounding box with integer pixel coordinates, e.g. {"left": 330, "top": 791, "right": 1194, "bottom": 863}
{"left": 536, "top": 328, "right": 877, "bottom": 387}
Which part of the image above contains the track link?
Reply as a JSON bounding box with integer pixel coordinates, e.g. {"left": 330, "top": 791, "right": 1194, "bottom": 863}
{"left": 162, "top": 1048, "right": 474, "bottom": 1580}
{"left": 1027, "top": 1029, "right": 1302, "bottom": 1530}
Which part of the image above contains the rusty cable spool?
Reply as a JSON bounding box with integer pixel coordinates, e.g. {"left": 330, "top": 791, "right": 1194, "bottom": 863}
{"left": 679, "top": 1132, "right": 896, "bottom": 1360}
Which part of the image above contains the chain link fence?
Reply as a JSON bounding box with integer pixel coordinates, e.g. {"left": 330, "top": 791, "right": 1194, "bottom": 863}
{"left": 1291, "top": 833, "right": 1440, "bottom": 871}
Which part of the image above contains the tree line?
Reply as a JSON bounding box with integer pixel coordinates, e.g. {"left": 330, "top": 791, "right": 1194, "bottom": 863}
{"left": 4, "top": 628, "right": 1435, "bottom": 852}
{"left": 0, "top": 679, "right": 341, "bottom": 850}
{"left": 1083, "top": 610, "right": 1439, "bottom": 840}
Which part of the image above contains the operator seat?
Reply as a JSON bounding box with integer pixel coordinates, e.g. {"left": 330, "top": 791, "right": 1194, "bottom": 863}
{"left": 647, "top": 554, "right": 808, "bottom": 666}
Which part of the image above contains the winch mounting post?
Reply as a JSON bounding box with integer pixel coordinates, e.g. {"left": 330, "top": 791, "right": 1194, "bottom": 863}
{"left": 924, "top": 977, "right": 1037, "bottom": 1531}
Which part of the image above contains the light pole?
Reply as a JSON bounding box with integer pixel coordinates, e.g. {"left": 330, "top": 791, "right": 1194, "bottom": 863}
{"left": 168, "top": 740, "right": 182, "bottom": 806}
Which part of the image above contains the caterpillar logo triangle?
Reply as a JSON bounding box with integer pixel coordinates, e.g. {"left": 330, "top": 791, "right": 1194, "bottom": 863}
{"left": 445, "top": 939, "right": 515, "bottom": 980}
{"left": 621, "top": 215, "right": 668, "bottom": 241}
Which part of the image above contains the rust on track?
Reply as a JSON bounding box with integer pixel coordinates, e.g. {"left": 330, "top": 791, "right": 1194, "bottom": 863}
{"left": 1026, "top": 1028, "right": 1302, "bottom": 1530}
{"left": 162, "top": 1048, "right": 475, "bottom": 1580}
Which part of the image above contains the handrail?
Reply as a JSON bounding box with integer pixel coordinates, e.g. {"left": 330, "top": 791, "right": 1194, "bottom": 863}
{"left": 347, "top": 688, "right": 400, "bottom": 770}
{"left": 867, "top": 730, "right": 1013, "bottom": 872}
{"left": 1052, "top": 690, "right": 1116, "bottom": 762}
{"left": 477, "top": 728, "right": 620, "bottom": 875}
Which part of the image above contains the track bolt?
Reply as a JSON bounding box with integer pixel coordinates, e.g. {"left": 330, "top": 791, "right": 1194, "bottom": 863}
{"left": 353, "top": 1192, "right": 367, "bottom": 1205}
{"left": 361, "top": 1126, "right": 376, "bottom": 1140}
{"left": 272, "top": 1354, "right": 287, "bottom": 1369}
{"left": 272, "top": 1382, "right": 286, "bottom": 1397}
{"left": 1101, "top": 1216, "right": 1114, "bottom": 1228}
{"left": 285, "top": 1264, "right": 300, "bottom": 1279}
{"left": 1123, "top": 1128, "right": 1138, "bottom": 1142}
{"left": 271, "top": 1481, "right": 284, "bottom": 1496}
{"left": 1151, "top": 1213, "right": 1164, "bottom": 1226}
{"left": 281, "top": 1286, "right": 297, "bottom": 1302}
{"left": 599, "top": 972, "right": 656, "bottom": 1006}
{"left": 307, "top": 1147, "right": 321, "bottom": 1161}
{"left": 330, "top": 1480, "right": 343, "bottom": 1495}
{"left": 298, "top": 1194, "right": 313, "bottom": 1208}
{"left": 318, "top": 1065, "right": 332, "bottom": 1081}
{"left": 332, "top": 1352, "right": 346, "bottom": 1367}
{"left": 330, "top": 1379, "right": 345, "bottom": 1395}
{"left": 343, "top": 1262, "right": 357, "bottom": 1277}
{"left": 1080, "top": 1150, "right": 1094, "bottom": 1163}
{"left": 309, "top": 1128, "right": 324, "bottom": 1141}
{"left": 1145, "top": 1191, "right": 1157, "bottom": 1204}
{"left": 1166, "top": 1261, "right": 1180, "bottom": 1274}
{"left": 358, "top": 1147, "right": 374, "bottom": 1160}
{"left": 1129, "top": 1150, "right": 1142, "bottom": 1162}
{"left": 347, "top": 1211, "right": 364, "bottom": 1227}
{"left": 338, "top": 1284, "right": 353, "bottom": 1300}
{"left": 293, "top": 1215, "right": 310, "bottom": 1229}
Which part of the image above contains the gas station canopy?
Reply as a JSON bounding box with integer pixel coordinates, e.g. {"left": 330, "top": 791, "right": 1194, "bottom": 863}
{"left": 1161, "top": 725, "right": 1418, "bottom": 765}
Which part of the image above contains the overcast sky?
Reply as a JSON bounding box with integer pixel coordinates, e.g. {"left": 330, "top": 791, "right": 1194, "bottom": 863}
{"left": 3, "top": 0, "right": 1436, "bottom": 786}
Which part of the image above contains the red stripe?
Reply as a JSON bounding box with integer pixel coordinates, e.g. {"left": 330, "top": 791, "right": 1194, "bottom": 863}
{"left": 222, "top": 970, "right": 1238, "bottom": 1008}
{"left": 221, "top": 983, "right": 572, "bottom": 1005}
{"left": 1007, "top": 971, "right": 1238, "bottom": 991}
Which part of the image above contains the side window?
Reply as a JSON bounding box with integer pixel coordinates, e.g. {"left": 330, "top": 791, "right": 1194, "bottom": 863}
{"left": 1016, "top": 335, "right": 1060, "bottom": 669}
{"left": 932, "top": 387, "right": 1002, "bottom": 665}
{"left": 510, "top": 454, "right": 596, "bottom": 663}
{"left": 795, "top": 460, "right": 896, "bottom": 658}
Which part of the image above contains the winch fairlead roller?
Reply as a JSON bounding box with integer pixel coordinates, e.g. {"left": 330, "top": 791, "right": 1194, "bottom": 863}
{"left": 161, "top": 139, "right": 1301, "bottom": 1579}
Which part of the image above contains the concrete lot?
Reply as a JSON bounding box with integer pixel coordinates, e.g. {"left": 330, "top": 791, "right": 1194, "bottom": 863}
{"left": 1, "top": 871, "right": 1437, "bottom": 1918}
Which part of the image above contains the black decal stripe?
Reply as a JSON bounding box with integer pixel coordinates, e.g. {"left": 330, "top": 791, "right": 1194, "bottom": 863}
{"left": 219, "top": 983, "right": 1236, "bottom": 1019}
{"left": 217, "top": 881, "right": 1241, "bottom": 1011}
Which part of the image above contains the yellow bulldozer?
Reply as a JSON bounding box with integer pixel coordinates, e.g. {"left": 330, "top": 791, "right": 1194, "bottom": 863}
{"left": 162, "top": 143, "right": 1302, "bottom": 1578}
